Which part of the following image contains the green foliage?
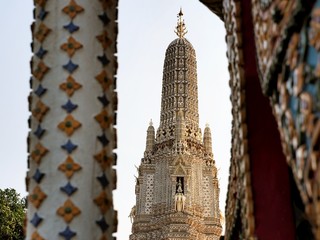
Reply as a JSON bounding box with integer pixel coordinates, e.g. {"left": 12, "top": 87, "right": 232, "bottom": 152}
{"left": 0, "top": 188, "right": 26, "bottom": 240}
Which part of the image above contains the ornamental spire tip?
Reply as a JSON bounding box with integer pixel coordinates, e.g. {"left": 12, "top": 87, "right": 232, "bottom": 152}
{"left": 175, "top": 8, "right": 188, "bottom": 38}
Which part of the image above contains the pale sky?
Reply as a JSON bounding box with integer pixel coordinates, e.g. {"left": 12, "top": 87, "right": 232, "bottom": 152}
{"left": 0, "top": 1, "right": 230, "bottom": 239}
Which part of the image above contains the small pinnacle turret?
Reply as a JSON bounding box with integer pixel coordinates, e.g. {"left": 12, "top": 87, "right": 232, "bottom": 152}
{"left": 204, "top": 124, "right": 213, "bottom": 156}
{"left": 145, "top": 119, "right": 155, "bottom": 153}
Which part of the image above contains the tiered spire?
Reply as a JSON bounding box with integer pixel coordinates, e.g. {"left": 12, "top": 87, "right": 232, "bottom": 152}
{"left": 131, "top": 10, "right": 222, "bottom": 239}
{"left": 158, "top": 9, "right": 199, "bottom": 137}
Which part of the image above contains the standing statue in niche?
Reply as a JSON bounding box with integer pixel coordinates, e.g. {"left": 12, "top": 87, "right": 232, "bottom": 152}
{"left": 175, "top": 179, "right": 186, "bottom": 212}
{"left": 176, "top": 179, "right": 183, "bottom": 193}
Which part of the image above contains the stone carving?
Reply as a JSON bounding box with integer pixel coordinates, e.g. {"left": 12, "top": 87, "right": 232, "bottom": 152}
{"left": 129, "top": 205, "right": 136, "bottom": 223}
{"left": 175, "top": 179, "right": 186, "bottom": 212}
{"left": 174, "top": 193, "right": 186, "bottom": 212}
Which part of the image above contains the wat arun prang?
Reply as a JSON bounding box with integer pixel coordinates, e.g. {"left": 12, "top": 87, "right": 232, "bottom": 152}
{"left": 129, "top": 10, "right": 222, "bottom": 240}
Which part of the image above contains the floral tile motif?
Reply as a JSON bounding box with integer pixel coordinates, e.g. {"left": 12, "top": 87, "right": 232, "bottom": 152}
{"left": 32, "top": 100, "right": 49, "bottom": 122}
{"left": 57, "top": 199, "right": 81, "bottom": 223}
{"left": 62, "top": 0, "right": 84, "bottom": 19}
{"left": 29, "top": 186, "right": 47, "bottom": 208}
{"left": 58, "top": 114, "right": 82, "bottom": 136}
{"left": 94, "top": 109, "right": 112, "bottom": 130}
{"left": 34, "top": 23, "right": 51, "bottom": 43}
{"left": 95, "top": 70, "right": 112, "bottom": 91}
{"left": 58, "top": 156, "right": 81, "bottom": 178}
{"left": 31, "top": 143, "right": 48, "bottom": 165}
{"left": 31, "top": 231, "right": 44, "bottom": 240}
{"left": 94, "top": 191, "right": 112, "bottom": 214}
{"left": 60, "top": 36, "right": 83, "bottom": 57}
{"left": 96, "top": 31, "right": 112, "bottom": 50}
{"left": 33, "top": 61, "right": 50, "bottom": 81}
{"left": 60, "top": 76, "right": 82, "bottom": 97}
{"left": 59, "top": 226, "right": 76, "bottom": 240}
{"left": 94, "top": 149, "right": 113, "bottom": 170}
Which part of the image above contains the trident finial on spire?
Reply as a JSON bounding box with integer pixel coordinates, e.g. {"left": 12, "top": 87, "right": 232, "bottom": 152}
{"left": 175, "top": 8, "right": 188, "bottom": 38}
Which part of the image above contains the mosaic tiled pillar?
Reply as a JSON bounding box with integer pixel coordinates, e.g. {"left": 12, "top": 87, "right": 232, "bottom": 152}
{"left": 26, "top": 0, "right": 118, "bottom": 239}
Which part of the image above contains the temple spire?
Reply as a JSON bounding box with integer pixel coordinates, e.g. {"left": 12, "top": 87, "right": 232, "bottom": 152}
{"left": 145, "top": 120, "right": 155, "bottom": 153}
{"left": 175, "top": 8, "right": 188, "bottom": 38}
{"left": 204, "top": 124, "right": 213, "bottom": 156}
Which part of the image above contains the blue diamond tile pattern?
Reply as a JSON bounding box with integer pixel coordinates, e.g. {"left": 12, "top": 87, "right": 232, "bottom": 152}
{"left": 97, "top": 94, "right": 110, "bottom": 107}
{"left": 62, "top": 100, "right": 78, "bottom": 113}
{"left": 38, "top": 8, "right": 48, "bottom": 20}
{"left": 60, "top": 182, "right": 78, "bottom": 196}
{"left": 97, "top": 134, "right": 109, "bottom": 147}
{"left": 98, "top": 12, "right": 110, "bottom": 25}
{"left": 34, "top": 124, "right": 46, "bottom": 139}
{"left": 97, "top": 173, "right": 109, "bottom": 188}
{"left": 33, "top": 168, "right": 45, "bottom": 183}
{"left": 61, "top": 140, "right": 78, "bottom": 154}
{"left": 97, "top": 54, "right": 110, "bottom": 66}
{"left": 30, "top": 212, "right": 43, "bottom": 227}
{"left": 63, "top": 60, "right": 79, "bottom": 74}
{"left": 35, "top": 46, "right": 48, "bottom": 59}
{"left": 35, "top": 84, "right": 47, "bottom": 97}
{"left": 59, "top": 226, "right": 76, "bottom": 240}
{"left": 63, "top": 22, "right": 80, "bottom": 34}
{"left": 96, "top": 216, "right": 109, "bottom": 232}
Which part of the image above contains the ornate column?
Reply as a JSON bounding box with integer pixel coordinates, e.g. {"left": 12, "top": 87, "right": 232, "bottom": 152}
{"left": 26, "top": 0, "right": 118, "bottom": 239}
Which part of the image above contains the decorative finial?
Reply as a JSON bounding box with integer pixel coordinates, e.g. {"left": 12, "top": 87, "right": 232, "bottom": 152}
{"left": 175, "top": 8, "right": 188, "bottom": 38}
{"left": 149, "top": 119, "right": 153, "bottom": 126}
{"left": 205, "top": 123, "right": 210, "bottom": 128}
